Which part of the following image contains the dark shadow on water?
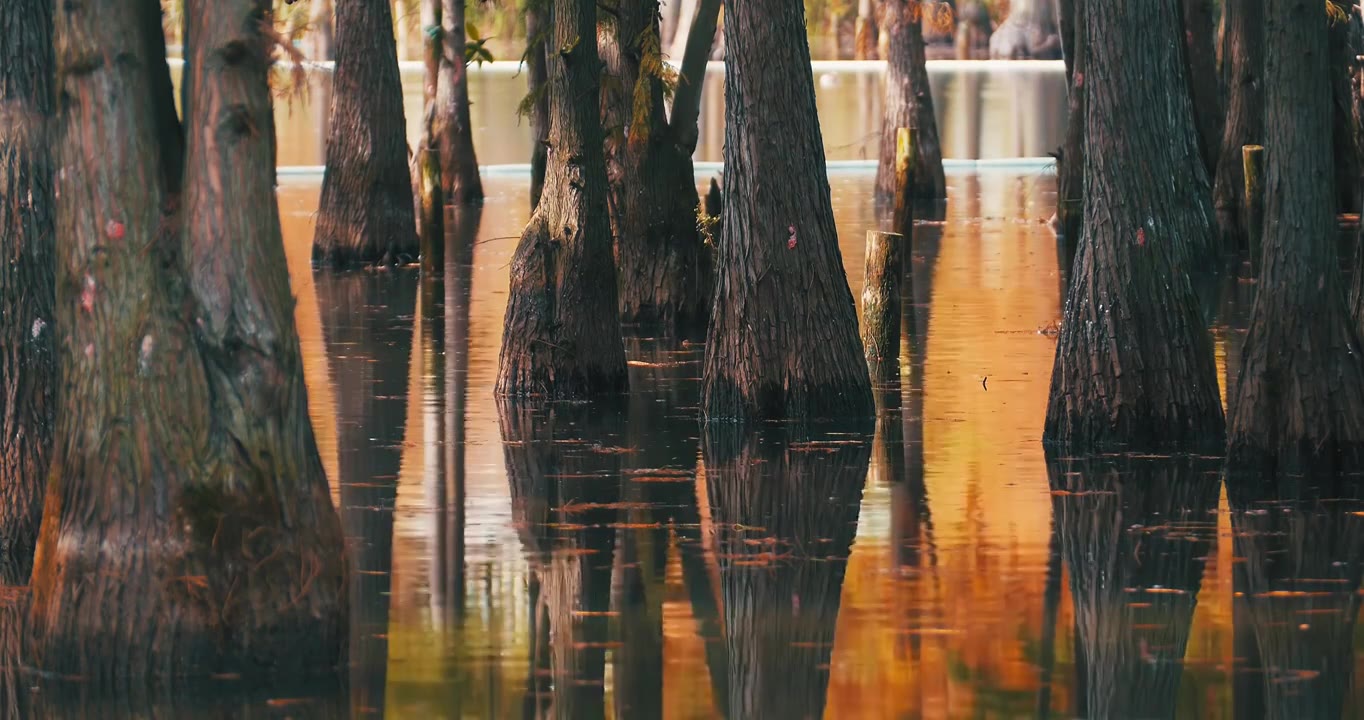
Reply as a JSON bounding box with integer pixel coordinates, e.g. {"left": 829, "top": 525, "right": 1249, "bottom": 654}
{"left": 1046, "top": 453, "right": 1221, "bottom": 719}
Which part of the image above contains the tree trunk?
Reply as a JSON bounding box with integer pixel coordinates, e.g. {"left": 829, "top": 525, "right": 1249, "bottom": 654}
{"left": 1181, "top": 0, "right": 1221, "bottom": 180}
{"left": 416, "top": 0, "right": 444, "bottom": 272}
{"left": 1043, "top": 0, "right": 1224, "bottom": 451}
{"left": 1048, "top": 454, "right": 1220, "bottom": 719}
{"left": 1330, "top": 8, "right": 1360, "bottom": 215}
{"left": 669, "top": 0, "right": 701, "bottom": 63}
{"left": 1211, "top": 0, "right": 1264, "bottom": 256}
{"left": 604, "top": 0, "right": 716, "bottom": 337}
{"left": 436, "top": 0, "right": 483, "bottom": 206}
{"left": 875, "top": 0, "right": 947, "bottom": 204}
{"left": 0, "top": 0, "right": 55, "bottom": 585}
{"left": 702, "top": 426, "right": 870, "bottom": 719}
{"left": 1054, "top": 0, "right": 1085, "bottom": 264}
{"left": 704, "top": 0, "right": 873, "bottom": 421}
{"left": 1228, "top": 0, "right": 1364, "bottom": 472}
{"left": 308, "top": 0, "right": 335, "bottom": 61}
{"left": 854, "top": 0, "right": 877, "bottom": 59}
{"left": 314, "top": 0, "right": 419, "bottom": 268}
{"left": 495, "top": 0, "right": 628, "bottom": 397}
{"left": 989, "top": 0, "right": 1061, "bottom": 59}
{"left": 28, "top": 0, "right": 348, "bottom": 680}
{"left": 526, "top": 3, "right": 551, "bottom": 209}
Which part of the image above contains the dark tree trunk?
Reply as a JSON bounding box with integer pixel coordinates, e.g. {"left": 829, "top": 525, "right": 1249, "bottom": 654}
{"left": 495, "top": 0, "right": 627, "bottom": 398}
{"left": 436, "top": 0, "right": 483, "bottom": 206}
{"left": 314, "top": 0, "right": 419, "bottom": 268}
{"left": 1048, "top": 455, "right": 1220, "bottom": 719}
{"left": 604, "top": 0, "right": 716, "bottom": 337}
{"left": 702, "top": 426, "right": 870, "bottom": 720}
{"left": 989, "top": 0, "right": 1061, "bottom": 59}
{"left": 1043, "top": 0, "right": 1224, "bottom": 451}
{"left": 1330, "top": 7, "right": 1360, "bottom": 215}
{"left": 1227, "top": 0, "right": 1364, "bottom": 472}
{"left": 526, "top": 4, "right": 551, "bottom": 209}
{"left": 1211, "top": 0, "right": 1264, "bottom": 256}
{"left": 703, "top": 0, "right": 873, "bottom": 421}
{"left": 1054, "top": 0, "right": 1085, "bottom": 264}
{"left": 1181, "top": 0, "right": 1222, "bottom": 180}
{"left": 416, "top": 0, "right": 444, "bottom": 272}
{"left": 1227, "top": 474, "right": 1364, "bottom": 720}
{"left": 28, "top": 0, "right": 348, "bottom": 681}
{"left": 140, "top": 0, "right": 183, "bottom": 195}
{"left": 0, "top": 0, "right": 55, "bottom": 585}
{"left": 874, "top": 0, "right": 947, "bottom": 204}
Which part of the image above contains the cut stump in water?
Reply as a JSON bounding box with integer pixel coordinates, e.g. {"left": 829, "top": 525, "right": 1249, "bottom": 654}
{"left": 1242, "top": 144, "right": 1265, "bottom": 277}
{"left": 862, "top": 231, "right": 903, "bottom": 381}
{"left": 893, "top": 128, "right": 916, "bottom": 236}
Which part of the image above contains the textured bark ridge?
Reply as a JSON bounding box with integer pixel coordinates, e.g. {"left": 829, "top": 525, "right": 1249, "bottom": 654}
{"left": 28, "top": 0, "right": 348, "bottom": 682}
{"left": 1043, "top": 0, "right": 1223, "bottom": 452}
{"left": 702, "top": 426, "right": 870, "bottom": 719}
{"left": 313, "top": 0, "right": 418, "bottom": 267}
{"left": 1054, "top": 0, "right": 1085, "bottom": 262}
{"left": 1329, "top": 8, "right": 1360, "bottom": 215}
{"left": 874, "top": 0, "right": 947, "bottom": 204}
{"left": 1211, "top": 0, "right": 1264, "bottom": 255}
{"left": 495, "top": 0, "right": 628, "bottom": 397}
{"left": 1180, "top": 0, "right": 1221, "bottom": 180}
{"left": 435, "top": 0, "right": 483, "bottom": 206}
{"left": 602, "top": 0, "right": 715, "bottom": 337}
{"left": 1228, "top": 0, "right": 1364, "bottom": 472}
{"left": 526, "top": 3, "right": 551, "bottom": 209}
{"left": 0, "top": 0, "right": 56, "bottom": 585}
{"left": 1227, "top": 475, "right": 1364, "bottom": 720}
{"left": 1048, "top": 455, "right": 1220, "bottom": 719}
{"left": 703, "top": 0, "right": 873, "bottom": 421}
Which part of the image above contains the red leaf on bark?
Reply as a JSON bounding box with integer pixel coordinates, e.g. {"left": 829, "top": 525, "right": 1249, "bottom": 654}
{"left": 1136, "top": 228, "right": 1146, "bottom": 246}
{"left": 105, "top": 220, "right": 124, "bottom": 241}
{"left": 787, "top": 225, "right": 797, "bottom": 249}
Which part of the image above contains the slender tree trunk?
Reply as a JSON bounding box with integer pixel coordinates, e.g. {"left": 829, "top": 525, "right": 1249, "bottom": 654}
{"left": 416, "top": 0, "right": 444, "bottom": 271}
{"left": 0, "top": 0, "right": 55, "bottom": 585}
{"left": 875, "top": 0, "right": 947, "bottom": 204}
{"left": 29, "top": 0, "right": 348, "bottom": 680}
{"left": 1228, "top": 0, "right": 1364, "bottom": 472}
{"left": 1182, "top": 0, "right": 1221, "bottom": 180}
{"left": 605, "top": 0, "right": 717, "bottom": 336}
{"left": 308, "top": 0, "right": 336, "bottom": 61}
{"left": 1211, "top": 0, "right": 1264, "bottom": 256}
{"left": 314, "top": 0, "right": 419, "bottom": 267}
{"left": 1054, "top": 0, "right": 1085, "bottom": 263}
{"left": 854, "top": 0, "right": 878, "bottom": 59}
{"left": 989, "top": 0, "right": 1061, "bottom": 59}
{"left": 526, "top": 3, "right": 551, "bottom": 209}
{"left": 436, "top": 0, "right": 483, "bottom": 205}
{"left": 1043, "top": 0, "right": 1223, "bottom": 451}
{"left": 669, "top": 0, "right": 701, "bottom": 63}
{"left": 495, "top": 0, "right": 628, "bottom": 397}
{"left": 1330, "top": 7, "right": 1360, "bottom": 215}
{"left": 704, "top": 0, "right": 873, "bottom": 421}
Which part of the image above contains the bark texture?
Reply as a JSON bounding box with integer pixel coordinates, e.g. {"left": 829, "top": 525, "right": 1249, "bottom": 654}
{"left": 1330, "top": 7, "right": 1360, "bottom": 215}
{"left": 1211, "top": 0, "right": 1264, "bottom": 256}
{"left": 28, "top": 0, "right": 347, "bottom": 682}
{"left": 703, "top": 0, "right": 873, "bottom": 421}
{"left": 1043, "top": 0, "right": 1224, "bottom": 451}
{"left": 1181, "top": 0, "right": 1221, "bottom": 179}
{"left": 1054, "top": 0, "right": 1085, "bottom": 263}
{"left": 988, "top": 0, "right": 1061, "bottom": 59}
{"left": 603, "top": 0, "right": 715, "bottom": 336}
{"left": 314, "top": 0, "right": 419, "bottom": 267}
{"left": 1227, "top": 0, "right": 1364, "bottom": 472}
{"left": 526, "top": 2, "right": 551, "bottom": 209}
{"left": 874, "top": 0, "right": 947, "bottom": 204}
{"left": 495, "top": 0, "right": 628, "bottom": 397}
{"left": 435, "top": 0, "right": 483, "bottom": 206}
{"left": 0, "top": 0, "right": 56, "bottom": 585}
{"left": 416, "top": 0, "right": 444, "bottom": 271}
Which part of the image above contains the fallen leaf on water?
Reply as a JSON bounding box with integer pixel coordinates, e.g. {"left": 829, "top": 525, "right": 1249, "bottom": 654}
{"left": 266, "top": 698, "right": 313, "bottom": 708}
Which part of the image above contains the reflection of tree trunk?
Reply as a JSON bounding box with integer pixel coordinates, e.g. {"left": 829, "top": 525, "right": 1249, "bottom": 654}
{"left": 1227, "top": 474, "right": 1364, "bottom": 719}
{"left": 1048, "top": 454, "right": 1220, "bottom": 719}
{"left": 314, "top": 268, "right": 417, "bottom": 717}
{"left": 703, "top": 425, "right": 871, "bottom": 719}
{"left": 1034, "top": 518, "right": 1062, "bottom": 718}
{"left": 500, "top": 399, "right": 623, "bottom": 719}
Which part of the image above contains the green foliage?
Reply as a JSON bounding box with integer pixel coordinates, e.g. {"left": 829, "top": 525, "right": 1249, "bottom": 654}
{"left": 628, "top": 23, "right": 678, "bottom": 146}
{"left": 696, "top": 202, "right": 719, "bottom": 246}
{"left": 466, "top": 23, "right": 496, "bottom": 65}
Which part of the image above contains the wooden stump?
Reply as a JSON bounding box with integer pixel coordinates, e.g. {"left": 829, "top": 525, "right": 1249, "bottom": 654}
{"left": 1243, "top": 144, "right": 1265, "bottom": 277}
{"left": 862, "top": 231, "right": 903, "bottom": 381}
{"left": 892, "top": 127, "right": 916, "bottom": 236}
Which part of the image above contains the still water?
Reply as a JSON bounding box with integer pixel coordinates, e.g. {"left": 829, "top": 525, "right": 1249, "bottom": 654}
{"left": 15, "top": 166, "right": 1361, "bottom": 718}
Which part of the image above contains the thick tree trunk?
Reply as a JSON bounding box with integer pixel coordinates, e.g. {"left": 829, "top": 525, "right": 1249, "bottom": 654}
{"left": 1228, "top": 0, "right": 1364, "bottom": 472}
{"left": 604, "top": 0, "right": 716, "bottom": 336}
{"left": 1330, "top": 8, "right": 1360, "bottom": 215}
{"left": 436, "top": 0, "right": 483, "bottom": 206}
{"left": 875, "top": 0, "right": 947, "bottom": 204}
{"left": 526, "top": 4, "right": 551, "bottom": 209}
{"left": 1181, "top": 0, "right": 1221, "bottom": 180}
{"left": 704, "top": 0, "right": 873, "bottom": 421}
{"left": 989, "top": 0, "right": 1061, "bottom": 59}
{"left": 1048, "top": 455, "right": 1219, "bottom": 719}
{"left": 1054, "top": 0, "right": 1085, "bottom": 264}
{"left": 0, "top": 0, "right": 55, "bottom": 585}
{"left": 1211, "top": 0, "right": 1264, "bottom": 256}
{"left": 314, "top": 0, "right": 419, "bottom": 267}
{"left": 702, "top": 426, "right": 870, "bottom": 719}
{"left": 1044, "top": 0, "right": 1223, "bottom": 451}
{"left": 495, "top": 0, "right": 628, "bottom": 397}
{"left": 29, "top": 0, "right": 348, "bottom": 681}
